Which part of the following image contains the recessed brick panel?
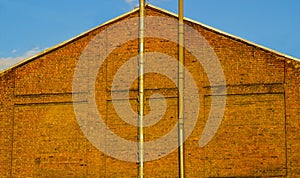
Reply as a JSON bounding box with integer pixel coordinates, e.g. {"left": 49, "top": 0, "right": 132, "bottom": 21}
{"left": 0, "top": 5, "right": 299, "bottom": 177}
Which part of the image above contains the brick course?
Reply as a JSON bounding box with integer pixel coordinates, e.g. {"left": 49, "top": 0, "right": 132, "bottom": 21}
{"left": 0, "top": 5, "right": 299, "bottom": 177}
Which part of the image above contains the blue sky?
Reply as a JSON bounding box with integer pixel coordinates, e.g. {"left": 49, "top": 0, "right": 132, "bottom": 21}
{"left": 0, "top": 0, "right": 299, "bottom": 70}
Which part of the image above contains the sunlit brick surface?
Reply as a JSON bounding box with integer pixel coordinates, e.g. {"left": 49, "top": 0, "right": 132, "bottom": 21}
{"left": 0, "top": 5, "right": 299, "bottom": 177}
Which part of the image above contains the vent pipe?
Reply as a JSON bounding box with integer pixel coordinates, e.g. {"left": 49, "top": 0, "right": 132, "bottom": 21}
{"left": 178, "top": 0, "right": 185, "bottom": 177}
{"left": 138, "top": 0, "right": 145, "bottom": 178}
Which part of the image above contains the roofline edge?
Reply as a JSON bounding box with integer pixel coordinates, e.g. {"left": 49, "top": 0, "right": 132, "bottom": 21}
{"left": 146, "top": 4, "right": 300, "bottom": 63}
{"left": 1, "top": 4, "right": 299, "bottom": 76}
{"left": 0, "top": 7, "right": 140, "bottom": 75}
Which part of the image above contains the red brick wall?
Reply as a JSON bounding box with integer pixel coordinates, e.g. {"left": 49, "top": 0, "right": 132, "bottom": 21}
{"left": 0, "top": 5, "right": 299, "bottom": 177}
{"left": 0, "top": 72, "right": 14, "bottom": 177}
{"left": 286, "top": 60, "right": 300, "bottom": 177}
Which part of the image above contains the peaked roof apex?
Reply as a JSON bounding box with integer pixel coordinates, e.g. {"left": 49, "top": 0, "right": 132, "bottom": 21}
{"left": 1, "top": 4, "right": 299, "bottom": 75}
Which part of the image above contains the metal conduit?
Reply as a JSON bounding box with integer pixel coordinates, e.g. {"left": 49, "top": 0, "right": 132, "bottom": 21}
{"left": 137, "top": 1, "right": 184, "bottom": 177}
{"left": 178, "top": 0, "right": 185, "bottom": 177}
{"left": 138, "top": 0, "right": 145, "bottom": 178}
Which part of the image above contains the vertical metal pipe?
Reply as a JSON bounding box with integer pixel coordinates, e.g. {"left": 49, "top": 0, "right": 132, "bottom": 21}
{"left": 178, "top": 0, "right": 185, "bottom": 177}
{"left": 138, "top": 0, "right": 145, "bottom": 178}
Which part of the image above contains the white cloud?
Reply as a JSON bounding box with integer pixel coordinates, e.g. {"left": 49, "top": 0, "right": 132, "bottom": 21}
{"left": 124, "top": 0, "right": 169, "bottom": 7}
{"left": 11, "top": 49, "right": 17, "bottom": 54}
{"left": 0, "top": 47, "right": 42, "bottom": 71}
{"left": 125, "top": 0, "right": 134, "bottom": 3}
{"left": 125, "top": 0, "right": 135, "bottom": 4}
{"left": 125, "top": 0, "right": 138, "bottom": 6}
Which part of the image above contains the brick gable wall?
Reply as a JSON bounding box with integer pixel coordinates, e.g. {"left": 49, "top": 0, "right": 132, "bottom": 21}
{"left": 0, "top": 6, "right": 299, "bottom": 177}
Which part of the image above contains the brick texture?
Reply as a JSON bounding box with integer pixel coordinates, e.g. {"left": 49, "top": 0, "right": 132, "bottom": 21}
{"left": 0, "top": 5, "right": 299, "bottom": 177}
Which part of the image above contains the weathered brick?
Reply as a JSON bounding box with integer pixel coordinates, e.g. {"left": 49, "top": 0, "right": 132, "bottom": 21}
{"left": 0, "top": 5, "right": 299, "bottom": 177}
